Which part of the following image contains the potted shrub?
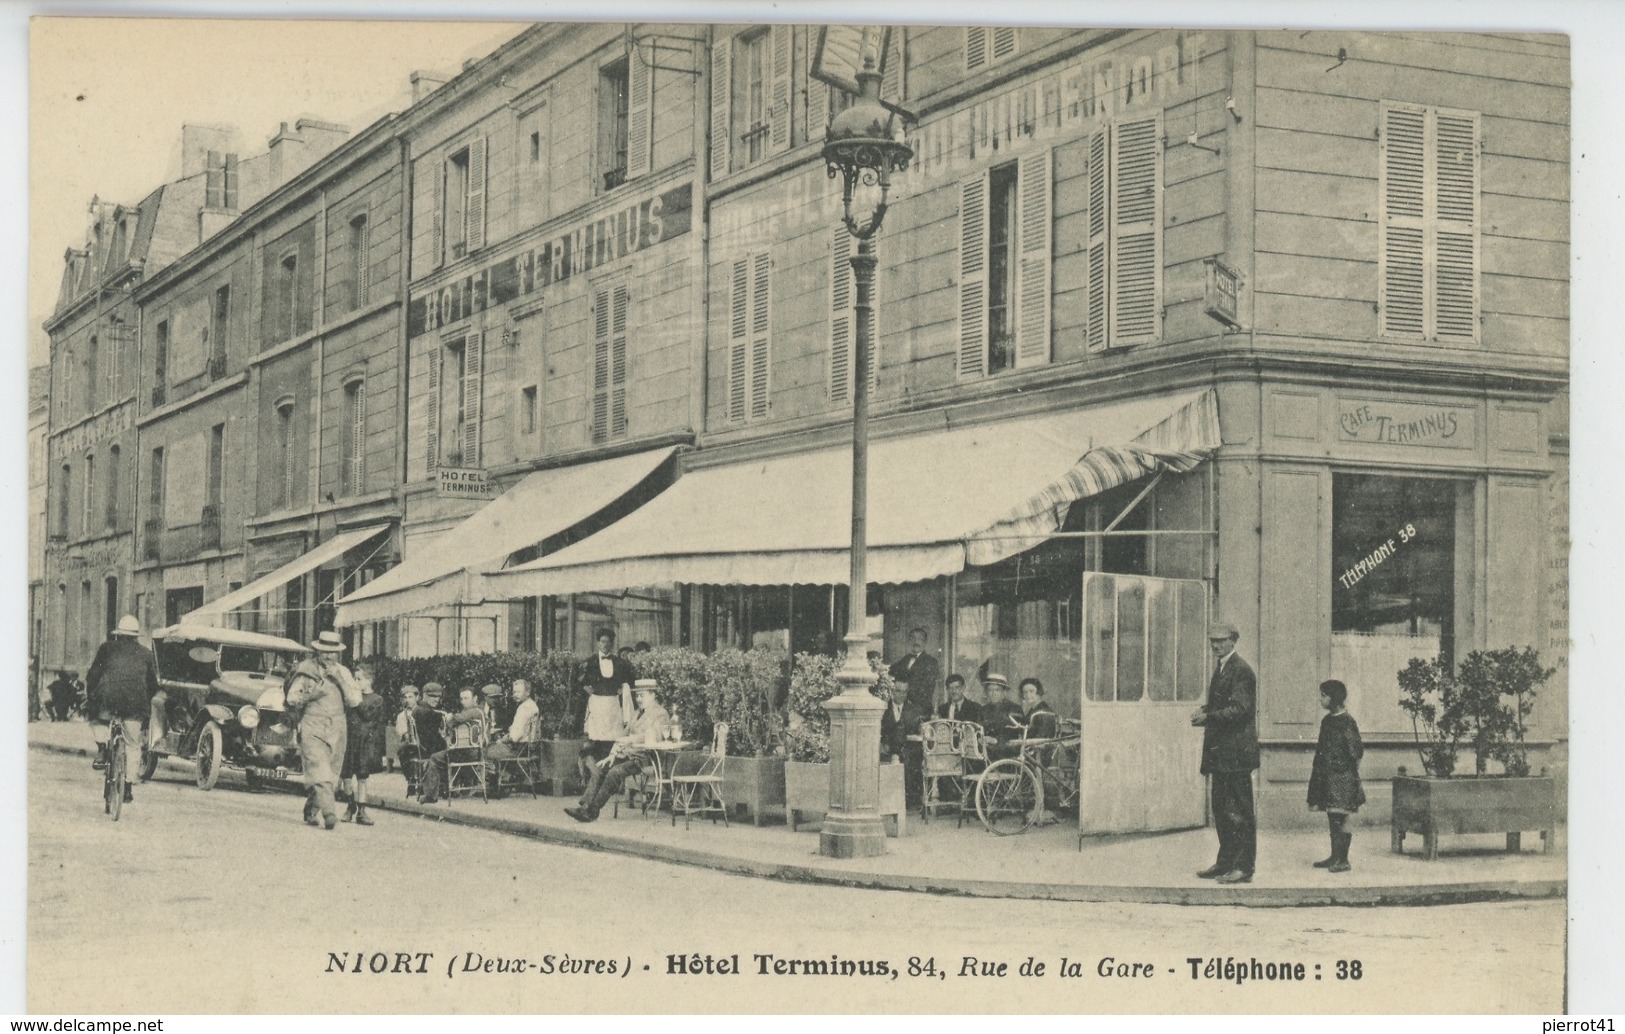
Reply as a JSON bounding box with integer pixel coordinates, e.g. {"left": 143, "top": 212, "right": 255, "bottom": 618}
{"left": 531, "top": 650, "right": 587, "bottom": 797}
{"left": 702, "top": 648, "right": 788, "bottom": 826}
{"left": 783, "top": 652, "right": 907, "bottom": 836}
{"left": 1392, "top": 646, "right": 1558, "bottom": 859}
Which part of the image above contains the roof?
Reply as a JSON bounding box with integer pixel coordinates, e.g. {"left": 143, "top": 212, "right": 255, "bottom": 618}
{"left": 151, "top": 624, "right": 310, "bottom": 654}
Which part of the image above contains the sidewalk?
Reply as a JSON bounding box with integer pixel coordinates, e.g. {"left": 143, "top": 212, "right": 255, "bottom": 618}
{"left": 30, "top": 720, "right": 1566, "bottom": 907}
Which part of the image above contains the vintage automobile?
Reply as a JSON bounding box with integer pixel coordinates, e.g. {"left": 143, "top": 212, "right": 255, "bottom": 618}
{"left": 141, "top": 624, "right": 312, "bottom": 790}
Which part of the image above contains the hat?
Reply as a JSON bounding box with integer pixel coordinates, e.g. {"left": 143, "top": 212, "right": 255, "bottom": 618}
{"left": 421, "top": 682, "right": 444, "bottom": 698}
{"left": 1207, "top": 622, "right": 1240, "bottom": 642}
{"left": 112, "top": 614, "right": 140, "bottom": 637}
{"left": 311, "top": 630, "right": 347, "bottom": 653}
{"left": 633, "top": 678, "right": 660, "bottom": 694}
{"left": 481, "top": 683, "right": 504, "bottom": 699}
{"left": 981, "top": 672, "right": 1010, "bottom": 689}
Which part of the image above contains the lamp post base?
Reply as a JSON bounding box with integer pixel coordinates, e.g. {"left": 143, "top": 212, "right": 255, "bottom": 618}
{"left": 819, "top": 634, "right": 888, "bottom": 859}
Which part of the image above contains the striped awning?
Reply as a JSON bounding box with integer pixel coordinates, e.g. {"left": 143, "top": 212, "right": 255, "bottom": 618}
{"left": 482, "top": 389, "right": 1219, "bottom": 598}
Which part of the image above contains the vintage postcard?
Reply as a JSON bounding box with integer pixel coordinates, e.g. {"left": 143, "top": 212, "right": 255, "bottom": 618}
{"left": 19, "top": 5, "right": 1604, "bottom": 1017}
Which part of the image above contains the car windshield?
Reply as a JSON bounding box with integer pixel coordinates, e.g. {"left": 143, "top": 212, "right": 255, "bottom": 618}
{"left": 219, "top": 645, "right": 295, "bottom": 677}
{"left": 155, "top": 639, "right": 217, "bottom": 685}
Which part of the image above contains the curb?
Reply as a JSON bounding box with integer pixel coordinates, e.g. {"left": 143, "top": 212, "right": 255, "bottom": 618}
{"left": 31, "top": 740, "right": 1567, "bottom": 908}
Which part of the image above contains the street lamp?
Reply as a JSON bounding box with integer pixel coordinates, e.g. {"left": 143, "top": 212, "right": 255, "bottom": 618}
{"left": 818, "top": 46, "right": 912, "bottom": 860}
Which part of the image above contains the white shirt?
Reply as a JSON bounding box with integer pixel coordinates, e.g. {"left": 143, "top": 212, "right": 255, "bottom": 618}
{"left": 507, "top": 697, "right": 539, "bottom": 742}
{"left": 598, "top": 655, "right": 615, "bottom": 678}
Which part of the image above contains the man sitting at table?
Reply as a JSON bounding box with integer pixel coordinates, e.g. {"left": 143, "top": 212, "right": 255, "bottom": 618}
{"left": 484, "top": 679, "right": 540, "bottom": 797}
{"left": 565, "top": 679, "right": 670, "bottom": 823}
{"left": 980, "top": 673, "right": 1023, "bottom": 743}
{"left": 937, "top": 674, "right": 983, "bottom": 726}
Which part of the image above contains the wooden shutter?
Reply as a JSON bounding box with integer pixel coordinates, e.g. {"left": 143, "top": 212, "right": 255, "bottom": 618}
{"left": 769, "top": 25, "right": 792, "bottom": 153}
{"left": 806, "top": 27, "right": 829, "bottom": 142}
{"left": 592, "top": 289, "right": 611, "bottom": 442}
{"left": 206, "top": 151, "right": 223, "bottom": 208}
{"left": 431, "top": 158, "right": 446, "bottom": 269}
{"left": 1085, "top": 129, "right": 1108, "bottom": 351}
{"left": 627, "top": 41, "right": 654, "bottom": 179}
{"left": 829, "top": 228, "right": 852, "bottom": 403}
{"left": 991, "top": 27, "right": 1017, "bottom": 63}
{"left": 1432, "top": 109, "right": 1480, "bottom": 342}
{"left": 710, "top": 37, "right": 731, "bottom": 179}
{"left": 1109, "top": 113, "right": 1162, "bottom": 346}
{"left": 350, "top": 381, "right": 366, "bottom": 492}
{"left": 750, "top": 253, "right": 771, "bottom": 419}
{"left": 728, "top": 259, "right": 749, "bottom": 421}
{"left": 355, "top": 219, "right": 371, "bottom": 306}
{"left": 965, "top": 27, "right": 987, "bottom": 71}
{"left": 465, "top": 138, "right": 488, "bottom": 253}
{"left": 1379, "top": 103, "right": 1427, "bottom": 339}
{"left": 610, "top": 285, "right": 629, "bottom": 437}
{"left": 462, "top": 332, "right": 483, "bottom": 465}
{"left": 881, "top": 28, "right": 903, "bottom": 104}
{"left": 1015, "top": 148, "right": 1052, "bottom": 367}
{"left": 425, "top": 348, "right": 441, "bottom": 470}
{"left": 957, "top": 175, "right": 988, "bottom": 380}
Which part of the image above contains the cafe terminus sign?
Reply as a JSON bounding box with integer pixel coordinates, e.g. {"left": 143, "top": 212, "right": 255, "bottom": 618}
{"left": 409, "top": 181, "right": 693, "bottom": 338}
{"left": 1338, "top": 398, "right": 1474, "bottom": 449}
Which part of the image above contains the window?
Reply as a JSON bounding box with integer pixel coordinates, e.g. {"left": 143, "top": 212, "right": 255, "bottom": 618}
{"left": 278, "top": 254, "right": 300, "bottom": 340}
{"left": 206, "top": 423, "right": 224, "bottom": 509}
{"left": 86, "top": 336, "right": 99, "bottom": 410}
{"left": 343, "top": 380, "right": 366, "bottom": 495}
{"left": 958, "top": 149, "right": 1054, "bottom": 379}
{"left": 1081, "top": 572, "right": 1208, "bottom": 705}
{"left": 598, "top": 59, "right": 630, "bottom": 190}
{"left": 714, "top": 27, "right": 790, "bottom": 176}
{"left": 104, "top": 576, "right": 119, "bottom": 640}
{"left": 590, "top": 286, "right": 629, "bottom": 443}
{"left": 149, "top": 448, "right": 164, "bottom": 515}
{"left": 211, "top": 285, "right": 230, "bottom": 375}
{"left": 1083, "top": 114, "right": 1163, "bottom": 352}
{"left": 105, "top": 445, "right": 119, "bottom": 529}
{"left": 736, "top": 30, "right": 770, "bottom": 165}
{"left": 275, "top": 403, "right": 295, "bottom": 507}
{"left": 728, "top": 254, "right": 771, "bottom": 422}
{"left": 520, "top": 385, "right": 537, "bottom": 436}
{"left": 57, "top": 463, "right": 71, "bottom": 537}
{"left": 348, "top": 215, "right": 370, "bottom": 308}
{"left": 205, "top": 150, "right": 239, "bottom": 209}
{"left": 1380, "top": 102, "right": 1480, "bottom": 342}
{"left": 965, "top": 26, "right": 1017, "bottom": 71}
{"left": 434, "top": 141, "right": 486, "bottom": 264}
{"left": 429, "top": 335, "right": 483, "bottom": 467}
{"left": 82, "top": 453, "right": 95, "bottom": 536}
{"left": 153, "top": 320, "right": 169, "bottom": 395}
{"left": 80, "top": 581, "right": 91, "bottom": 658}
{"left": 517, "top": 103, "right": 552, "bottom": 229}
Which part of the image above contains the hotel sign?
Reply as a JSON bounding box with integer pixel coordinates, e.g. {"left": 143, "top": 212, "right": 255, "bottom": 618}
{"left": 1337, "top": 399, "right": 1475, "bottom": 449}
{"left": 409, "top": 181, "right": 693, "bottom": 338}
{"left": 435, "top": 466, "right": 495, "bottom": 500}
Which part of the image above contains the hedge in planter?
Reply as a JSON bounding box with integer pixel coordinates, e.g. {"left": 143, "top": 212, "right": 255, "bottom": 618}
{"left": 701, "top": 648, "right": 788, "bottom": 825}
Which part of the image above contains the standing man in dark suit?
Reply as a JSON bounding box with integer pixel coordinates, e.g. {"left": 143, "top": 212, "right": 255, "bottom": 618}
{"left": 889, "top": 627, "right": 941, "bottom": 715}
{"left": 1191, "top": 622, "right": 1260, "bottom": 885}
{"left": 936, "top": 674, "right": 983, "bottom": 726}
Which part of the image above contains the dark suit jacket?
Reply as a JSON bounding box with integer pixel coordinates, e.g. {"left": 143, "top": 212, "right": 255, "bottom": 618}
{"left": 85, "top": 638, "right": 160, "bottom": 719}
{"left": 572, "top": 653, "right": 635, "bottom": 733}
{"left": 937, "top": 697, "right": 984, "bottom": 726}
{"left": 880, "top": 700, "right": 929, "bottom": 760}
{"left": 1199, "top": 653, "right": 1260, "bottom": 773}
{"left": 889, "top": 651, "right": 941, "bottom": 710}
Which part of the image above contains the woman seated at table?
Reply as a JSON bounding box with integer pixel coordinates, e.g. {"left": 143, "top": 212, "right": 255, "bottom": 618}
{"left": 989, "top": 677, "right": 1059, "bottom": 759}
{"left": 566, "top": 679, "right": 670, "bottom": 823}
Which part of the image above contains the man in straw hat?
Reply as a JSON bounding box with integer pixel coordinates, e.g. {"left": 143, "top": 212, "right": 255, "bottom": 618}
{"left": 84, "top": 615, "right": 159, "bottom": 802}
{"left": 1190, "top": 621, "right": 1260, "bottom": 885}
{"left": 285, "top": 630, "right": 362, "bottom": 829}
{"left": 566, "top": 679, "right": 670, "bottom": 823}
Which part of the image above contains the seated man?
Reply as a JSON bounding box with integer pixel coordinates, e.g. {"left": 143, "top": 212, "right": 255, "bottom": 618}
{"left": 979, "top": 673, "right": 1023, "bottom": 743}
{"left": 565, "top": 679, "right": 669, "bottom": 823}
{"left": 484, "top": 678, "right": 540, "bottom": 796}
{"left": 878, "top": 679, "right": 928, "bottom": 805}
{"left": 937, "top": 674, "right": 983, "bottom": 726}
{"left": 419, "top": 687, "right": 485, "bottom": 804}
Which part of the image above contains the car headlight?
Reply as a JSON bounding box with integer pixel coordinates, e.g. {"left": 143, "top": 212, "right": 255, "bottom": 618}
{"left": 237, "top": 705, "right": 261, "bottom": 729}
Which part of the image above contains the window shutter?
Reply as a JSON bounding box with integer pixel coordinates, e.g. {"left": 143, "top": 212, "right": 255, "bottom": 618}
{"left": 1109, "top": 114, "right": 1162, "bottom": 346}
{"left": 351, "top": 382, "right": 366, "bottom": 492}
{"left": 1084, "top": 129, "right": 1108, "bottom": 352}
{"left": 431, "top": 159, "right": 446, "bottom": 269}
{"left": 991, "top": 27, "right": 1017, "bottom": 63}
{"left": 425, "top": 348, "right": 441, "bottom": 470}
{"left": 592, "top": 289, "right": 611, "bottom": 442}
{"left": 1432, "top": 109, "right": 1479, "bottom": 342}
{"left": 1015, "top": 148, "right": 1052, "bottom": 367}
{"left": 769, "top": 25, "right": 793, "bottom": 153}
{"left": 462, "top": 332, "right": 483, "bottom": 465}
{"left": 206, "top": 151, "right": 223, "bottom": 208}
{"left": 627, "top": 43, "right": 653, "bottom": 179}
{"left": 710, "top": 39, "right": 731, "bottom": 179}
{"left": 356, "top": 220, "right": 371, "bottom": 306}
{"left": 829, "top": 228, "right": 852, "bottom": 403}
{"left": 1379, "top": 103, "right": 1427, "bottom": 339}
{"left": 466, "top": 137, "right": 488, "bottom": 253}
{"left": 728, "top": 258, "right": 749, "bottom": 421}
{"left": 881, "top": 29, "right": 903, "bottom": 104}
{"left": 957, "top": 175, "right": 988, "bottom": 380}
{"left": 750, "top": 253, "right": 771, "bottom": 419}
{"left": 610, "top": 285, "right": 629, "bottom": 437}
{"left": 224, "top": 153, "right": 239, "bottom": 208}
{"left": 965, "top": 27, "right": 987, "bottom": 71}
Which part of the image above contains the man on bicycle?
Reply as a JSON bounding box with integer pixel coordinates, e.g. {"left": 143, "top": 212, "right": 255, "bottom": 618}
{"left": 85, "top": 615, "right": 160, "bottom": 803}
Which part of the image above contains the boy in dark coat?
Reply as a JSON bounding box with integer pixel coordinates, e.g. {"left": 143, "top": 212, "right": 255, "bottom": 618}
{"left": 1307, "top": 678, "right": 1365, "bottom": 873}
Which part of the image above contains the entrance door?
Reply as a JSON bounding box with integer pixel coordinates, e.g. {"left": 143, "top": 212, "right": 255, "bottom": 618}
{"left": 1078, "top": 572, "right": 1209, "bottom": 833}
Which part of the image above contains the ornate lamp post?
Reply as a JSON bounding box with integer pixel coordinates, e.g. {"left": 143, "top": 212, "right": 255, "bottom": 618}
{"left": 818, "top": 48, "right": 912, "bottom": 859}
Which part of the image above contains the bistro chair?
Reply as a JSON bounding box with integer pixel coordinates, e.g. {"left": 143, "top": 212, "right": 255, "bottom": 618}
{"left": 444, "top": 715, "right": 489, "bottom": 804}
{"left": 670, "top": 722, "right": 728, "bottom": 829}
{"left": 492, "top": 715, "right": 544, "bottom": 798}
{"left": 920, "top": 719, "right": 986, "bottom": 824}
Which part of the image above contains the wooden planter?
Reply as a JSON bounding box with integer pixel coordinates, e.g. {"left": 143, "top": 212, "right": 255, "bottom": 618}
{"left": 538, "top": 738, "right": 587, "bottom": 798}
{"left": 716, "top": 754, "right": 786, "bottom": 826}
{"left": 1390, "top": 774, "right": 1558, "bottom": 860}
{"left": 785, "top": 760, "right": 908, "bottom": 837}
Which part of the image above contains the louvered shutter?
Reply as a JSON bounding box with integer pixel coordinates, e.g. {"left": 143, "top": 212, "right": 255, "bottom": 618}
{"left": 356, "top": 219, "right": 371, "bottom": 306}
{"left": 710, "top": 38, "right": 731, "bottom": 179}
{"left": 610, "top": 285, "right": 629, "bottom": 437}
{"left": 750, "top": 253, "right": 771, "bottom": 419}
{"left": 431, "top": 159, "right": 446, "bottom": 268}
{"left": 1015, "top": 148, "right": 1052, "bottom": 367}
{"left": 1109, "top": 114, "right": 1162, "bottom": 346}
{"left": 466, "top": 138, "right": 488, "bottom": 253}
{"left": 1085, "top": 129, "right": 1109, "bottom": 351}
{"left": 829, "top": 228, "right": 852, "bottom": 403}
{"left": 966, "top": 27, "right": 987, "bottom": 71}
{"left": 627, "top": 42, "right": 653, "bottom": 179}
{"left": 1380, "top": 103, "right": 1427, "bottom": 339}
{"left": 1432, "top": 109, "right": 1479, "bottom": 342}
{"left": 991, "top": 27, "right": 1017, "bottom": 63}
{"left": 769, "top": 25, "right": 792, "bottom": 153}
{"left": 351, "top": 381, "right": 366, "bottom": 492}
{"left": 728, "top": 259, "right": 749, "bottom": 421}
{"left": 462, "top": 332, "right": 483, "bottom": 465}
{"left": 958, "top": 176, "right": 988, "bottom": 380}
{"left": 881, "top": 29, "right": 903, "bottom": 105}
{"left": 425, "top": 348, "right": 441, "bottom": 471}
{"left": 206, "top": 151, "right": 223, "bottom": 208}
{"left": 592, "top": 289, "right": 611, "bottom": 442}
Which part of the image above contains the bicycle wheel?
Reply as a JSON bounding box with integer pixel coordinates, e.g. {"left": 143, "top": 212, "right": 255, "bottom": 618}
{"left": 975, "top": 759, "right": 1039, "bottom": 835}
{"left": 107, "top": 736, "right": 126, "bottom": 822}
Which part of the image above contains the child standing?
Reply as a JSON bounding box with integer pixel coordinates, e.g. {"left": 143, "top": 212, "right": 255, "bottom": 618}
{"left": 341, "top": 664, "right": 387, "bottom": 825}
{"left": 1307, "top": 678, "right": 1365, "bottom": 872}
{"left": 394, "top": 685, "right": 423, "bottom": 797}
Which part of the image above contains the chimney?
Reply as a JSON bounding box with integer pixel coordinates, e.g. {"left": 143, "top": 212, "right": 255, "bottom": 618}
{"left": 267, "top": 121, "right": 303, "bottom": 189}
{"left": 179, "top": 123, "right": 244, "bottom": 179}
{"left": 295, "top": 118, "right": 349, "bottom": 164}
{"left": 411, "top": 69, "right": 450, "bottom": 104}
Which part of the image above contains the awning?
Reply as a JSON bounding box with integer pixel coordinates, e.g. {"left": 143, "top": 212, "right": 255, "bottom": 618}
{"left": 484, "top": 389, "right": 1219, "bottom": 598}
{"left": 181, "top": 524, "right": 392, "bottom": 626}
{"left": 333, "top": 445, "right": 678, "bottom": 626}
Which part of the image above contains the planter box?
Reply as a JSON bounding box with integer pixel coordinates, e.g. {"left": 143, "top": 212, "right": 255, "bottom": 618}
{"left": 538, "top": 738, "right": 587, "bottom": 798}
{"left": 718, "top": 754, "right": 785, "bottom": 827}
{"left": 785, "top": 760, "right": 908, "bottom": 837}
{"left": 1390, "top": 774, "right": 1557, "bottom": 860}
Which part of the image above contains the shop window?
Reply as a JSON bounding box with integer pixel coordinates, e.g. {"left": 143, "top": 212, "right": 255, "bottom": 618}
{"left": 955, "top": 537, "right": 1085, "bottom": 716}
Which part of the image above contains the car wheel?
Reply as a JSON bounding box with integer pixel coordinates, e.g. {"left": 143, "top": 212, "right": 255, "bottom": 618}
{"left": 195, "top": 721, "right": 223, "bottom": 791}
{"left": 137, "top": 746, "right": 159, "bottom": 783}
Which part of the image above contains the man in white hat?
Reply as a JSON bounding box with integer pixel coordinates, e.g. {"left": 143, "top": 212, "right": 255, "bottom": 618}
{"left": 84, "top": 615, "right": 159, "bottom": 802}
{"left": 284, "top": 630, "right": 362, "bottom": 829}
{"left": 566, "top": 679, "right": 670, "bottom": 823}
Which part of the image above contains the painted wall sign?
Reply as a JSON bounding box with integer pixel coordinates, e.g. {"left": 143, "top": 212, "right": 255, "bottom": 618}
{"left": 1337, "top": 522, "right": 1418, "bottom": 590}
{"left": 408, "top": 182, "right": 693, "bottom": 338}
{"left": 1337, "top": 399, "right": 1475, "bottom": 449}
{"left": 435, "top": 466, "right": 495, "bottom": 500}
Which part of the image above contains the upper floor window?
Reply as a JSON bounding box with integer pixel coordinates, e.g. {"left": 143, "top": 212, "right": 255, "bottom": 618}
{"left": 57, "top": 463, "right": 71, "bottom": 538}
{"left": 205, "top": 151, "right": 239, "bottom": 210}
{"left": 958, "top": 148, "right": 1055, "bottom": 380}
{"left": 1379, "top": 102, "right": 1480, "bottom": 343}
{"left": 105, "top": 445, "right": 120, "bottom": 530}
{"left": 426, "top": 334, "right": 483, "bottom": 468}
{"left": 275, "top": 403, "right": 295, "bottom": 508}
{"left": 520, "top": 385, "right": 538, "bottom": 437}
{"left": 433, "top": 140, "right": 486, "bottom": 265}
{"left": 1082, "top": 114, "right": 1163, "bottom": 353}
{"left": 152, "top": 319, "right": 169, "bottom": 395}
{"left": 599, "top": 58, "right": 631, "bottom": 191}
{"left": 517, "top": 102, "right": 551, "bottom": 228}
{"left": 714, "top": 26, "right": 790, "bottom": 177}
{"left": 591, "top": 285, "right": 629, "bottom": 443}
{"left": 206, "top": 423, "right": 224, "bottom": 510}
{"left": 727, "top": 254, "right": 771, "bottom": 422}
{"left": 85, "top": 335, "right": 99, "bottom": 411}
{"left": 736, "top": 30, "right": 770, "bottom": 166}
{"left": 149, "top": 448, "right": 164, "bottom": 515}
{"left": 211, "top": 284, "right": 230, "bottom": 376}
{"left": 278, "top": 253, "right": 301, "bottom": 341}
{"left": 82, "top": 452, "right": 96, "bottom": 536}
{"left": 348, "top": 214, "right": 371, "bottom": 309}
{"left": 965, "top": 26, "right": 1017, "bottom": 72}
{"left": 343, "top": 379, "right": 366, "bottom": 495}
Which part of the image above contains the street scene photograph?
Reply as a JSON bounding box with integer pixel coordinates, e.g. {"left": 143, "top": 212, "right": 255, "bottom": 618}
{"left": 19, "top": 8, "right": 1598, "bottom": 1017}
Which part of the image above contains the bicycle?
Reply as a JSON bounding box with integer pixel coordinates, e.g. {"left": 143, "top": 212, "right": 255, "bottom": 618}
{"left": 974, "top": 718, "right": 1081, "bottom": 835}
{"left": 103, "top": 718, "right": 127, "bottom": 821}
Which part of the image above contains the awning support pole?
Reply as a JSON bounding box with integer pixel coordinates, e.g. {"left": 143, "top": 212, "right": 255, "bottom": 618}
{"left": 1103, "top": 469, "right": 1165, "bottom": 533}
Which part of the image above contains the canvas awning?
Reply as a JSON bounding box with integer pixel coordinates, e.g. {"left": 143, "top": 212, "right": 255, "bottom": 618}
{"left": 483, "top": 389, "right": 1219, "bottom": 599}
{"left": 181, "top": 524, "right": 392, "bottom": 626}
{"left": 333, "top": 445, "right": 678, "bottom": 626}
